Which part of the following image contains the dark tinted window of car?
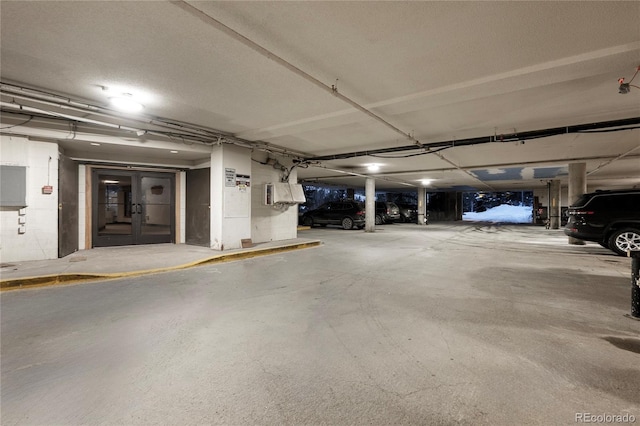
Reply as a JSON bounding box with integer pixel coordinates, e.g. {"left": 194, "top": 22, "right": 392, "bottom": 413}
{"left": 587, "top": 194, "right": 640, "bottom": 210}
{"left": 572, "top": 194, "right": 593, "bottom": 207}
{"left": 617, "top": 194, "right": 640, "bottom": 209}
{"left": 586, "top": 196, "right": 607, "bottom": 209}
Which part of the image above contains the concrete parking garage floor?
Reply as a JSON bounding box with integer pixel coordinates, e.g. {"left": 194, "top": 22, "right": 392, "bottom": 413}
{"left": 1, "top": 223, "right": 638, "bottom": 425}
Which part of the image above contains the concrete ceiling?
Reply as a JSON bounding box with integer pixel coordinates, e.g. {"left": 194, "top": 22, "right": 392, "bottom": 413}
{"left": 1, "top": 1, "right": 639, "bottom": 191}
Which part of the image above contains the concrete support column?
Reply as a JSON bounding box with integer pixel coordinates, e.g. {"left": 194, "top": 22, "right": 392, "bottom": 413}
{"left": 549, "top": 180, "right": 561, "bottom": 230}
{"left": 455, "top": 192, "right": 463, "bottom": 221}
{"left": 417, "top": 187, "right": 426, "bottom": 225}
{"left": 210, "top": 144, "right": 252, "bottom": 250}
{"left": 365, "top": 178, "right": 375, "bottom": 232}
{"left": 568, "top": 162, "right": 587, "bottom": 244}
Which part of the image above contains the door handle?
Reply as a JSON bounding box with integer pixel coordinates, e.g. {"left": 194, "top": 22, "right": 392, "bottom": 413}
{"left": 131, "top": 203, "right": 137, "bottom": 214}
{"left": 137, "top": 204, "right": 142, "bottom": 214}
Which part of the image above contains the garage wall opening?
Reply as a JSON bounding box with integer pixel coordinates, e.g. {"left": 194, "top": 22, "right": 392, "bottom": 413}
{"left": 462, "top": 191, "right": 534, "bottom": 224}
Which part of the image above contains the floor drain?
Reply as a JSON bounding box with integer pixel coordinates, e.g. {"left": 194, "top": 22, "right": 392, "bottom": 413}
{"left": 603, "top": 336, "right": 640, "bottom": 354}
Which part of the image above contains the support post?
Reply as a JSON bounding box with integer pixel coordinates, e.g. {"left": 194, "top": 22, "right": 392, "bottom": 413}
{"left": 549, "top": 180, "right": 561, "bottom": 230}
{"left": 568, "top": 163, "right": 587, "bottom": 244}
{"left": 417, "top": 187, "right": 426, "bottom": 225}
{"left": 632, "top": 252, "right": 640, "bottom": 319}
{"left": 365, "top": 178, "right": 375, "bottom": 232}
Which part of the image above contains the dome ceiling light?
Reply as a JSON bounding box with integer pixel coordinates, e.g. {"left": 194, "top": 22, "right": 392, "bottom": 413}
{"left": 109, "top": 95, "right": 144, "bottom": 113}
{"left": 100, "top": 85, "right": 145, "bottom": 113}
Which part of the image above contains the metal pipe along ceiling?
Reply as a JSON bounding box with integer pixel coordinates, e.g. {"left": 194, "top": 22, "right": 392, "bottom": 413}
{"left": 0, "top": 84, "right": 311, "bottom": 158}
{"left": 305, "top": 117, "right": 640, "bottom": 162}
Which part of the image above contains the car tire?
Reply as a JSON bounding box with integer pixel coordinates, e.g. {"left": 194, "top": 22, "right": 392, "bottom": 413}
{"left": 375, "top": 214, "right": 383, "bottom": 225}
{"left": 608, "top": 228, "right": 640, "bottom": 256}
{"left": 342, "top": 217, "right": 354, "bottom": 230}
{"left": 302, "top": 216, "right": 314, "bottom": 227}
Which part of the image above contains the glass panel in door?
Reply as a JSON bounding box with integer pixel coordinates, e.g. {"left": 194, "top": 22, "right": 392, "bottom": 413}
{"left": 96, "top": 173, "right": 133, "bottom": 241}
{"left": 139, "top": 176, "right": 172, "bottom": 238}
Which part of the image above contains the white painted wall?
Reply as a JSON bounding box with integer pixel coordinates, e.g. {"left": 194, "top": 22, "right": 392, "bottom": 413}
{"left": 0, "top": 136, "right": 59, "bottom": 262}
{"left": 250, "top": 153, "right": 299, "bottom": 243}
{"left": 210, "top": 144, "right": 252, "bottom": 250}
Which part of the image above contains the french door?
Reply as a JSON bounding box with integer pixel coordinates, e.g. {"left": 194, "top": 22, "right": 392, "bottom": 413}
{"left": 92, "top": 169, "right": 175, "bottom": 247}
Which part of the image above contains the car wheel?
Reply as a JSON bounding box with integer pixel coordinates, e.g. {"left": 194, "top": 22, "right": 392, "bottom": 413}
{"left": 342, "top": 217, "right": 354, "bottom": 230}
{"left": 608, "top": 228, "right": 640, "bottom": 256}
{"left": 302, "top": 216, "right": 314, "bottom": 227}
{"left": 375, "top": 214, "right": 383, "bottom": 225}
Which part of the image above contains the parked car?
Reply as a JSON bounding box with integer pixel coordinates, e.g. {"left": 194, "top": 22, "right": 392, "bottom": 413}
{"left": 301, "top": 200, "right": 366, "bottom": 230}
{"left": 396, "top": 203, "right": 418, "bottom": 223}
{"left": 375, "top": 201, "right": 401, "bottom": 224}
{"left": 564, "top": 189, "right": 640, "bottom": 255}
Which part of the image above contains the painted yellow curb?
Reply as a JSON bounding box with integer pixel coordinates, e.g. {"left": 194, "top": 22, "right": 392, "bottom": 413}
{"left": 1, "top": 241, "right": 322, "bottom": 291}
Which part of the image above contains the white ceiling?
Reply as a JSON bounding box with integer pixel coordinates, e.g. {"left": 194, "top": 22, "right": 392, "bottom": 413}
{"left": 1, "top": 1, "right": 639, "bottom": 191}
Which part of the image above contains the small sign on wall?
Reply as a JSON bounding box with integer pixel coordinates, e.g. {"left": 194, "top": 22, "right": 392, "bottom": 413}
{"left": 225, "top": 168, "right": 236, "bottom": 187}
{"left": 236, "top": 174, "right": 250, "bottom": 192}
{"left": 41, "top": 185, "right": 54, "bottom": 194}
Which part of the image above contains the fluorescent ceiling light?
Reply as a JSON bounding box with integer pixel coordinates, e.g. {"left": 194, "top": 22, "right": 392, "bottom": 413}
{"left": 420, "top": 179, "right": 432, "bottom": 186}
{"left": 367, "top": 164, "right": 380, "bottom": 172}
{"left": 103, "top": 180, "right": 119, "bottom": 184}
{"left": 90, "top": 142, "right": 100, "bottom": 146}
{"left": 170, "top": 150, "right": 179, "bottom": 154}
{"left": 109, "top": 96, "right": 144, "bottom": 113}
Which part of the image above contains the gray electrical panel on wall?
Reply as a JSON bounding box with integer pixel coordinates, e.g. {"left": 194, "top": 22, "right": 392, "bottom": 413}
{"left": 0, "top": 165, "right": 27, "bottom": 207}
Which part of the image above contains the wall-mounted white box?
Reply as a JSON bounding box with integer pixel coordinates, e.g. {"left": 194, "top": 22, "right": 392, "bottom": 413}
{"left": 264, "top": 183, "right": 306, "bottom": 205}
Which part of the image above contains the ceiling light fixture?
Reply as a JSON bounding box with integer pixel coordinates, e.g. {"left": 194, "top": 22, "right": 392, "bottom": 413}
{"left": 90, "top": 142, "right": 100, "bottom": 146}
{"left": 170, "top": 150, "right": 179, "bottom": 154}
{"left": 420, "top": 179, "right": 432, "bottom": 186}
{"left": 110, "top": 96, "right": 144, "bottom": 113}
{"left": 367, "top": 164, "right": 381, "bottom": 172}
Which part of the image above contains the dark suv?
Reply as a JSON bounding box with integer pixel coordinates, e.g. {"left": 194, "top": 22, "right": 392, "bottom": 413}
{"left": 564, "top": 189, "right": 640, "bottom": 255}
{"left": 397, "top": 203, "right": 418, "bottom": 223}
{"left": 301, "top": 200, "right": 366, "bottom": 230}
{"left": 375, "top": 201, "right": 401, "bottom": 224}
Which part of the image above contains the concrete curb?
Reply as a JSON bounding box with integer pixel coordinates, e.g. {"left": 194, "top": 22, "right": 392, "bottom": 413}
{"left": 1, "top": 240, "right": 322, "bottom": 291}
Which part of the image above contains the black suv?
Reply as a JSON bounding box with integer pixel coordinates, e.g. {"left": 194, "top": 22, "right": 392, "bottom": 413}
{"left": 375, "top": 201, "right": 401, "bottom": 224}
{"left": 301, "top": 200, "right": 366, "bottom": 230}
{"left": 564, "top": 189, "right": 640, "bottom": 255}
